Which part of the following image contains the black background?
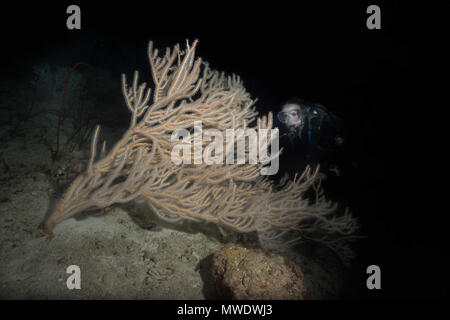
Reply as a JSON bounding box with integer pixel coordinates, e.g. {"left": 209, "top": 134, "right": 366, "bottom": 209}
{"left": 1, "top": 1, "right": 449, "bottom": 299}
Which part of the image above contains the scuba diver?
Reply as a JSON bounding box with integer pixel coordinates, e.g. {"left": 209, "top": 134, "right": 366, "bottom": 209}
{"left": 276, "top": 98, "right": 345, "bottom": 184}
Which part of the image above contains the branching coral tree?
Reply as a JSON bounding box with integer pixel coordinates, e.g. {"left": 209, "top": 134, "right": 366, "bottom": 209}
{"left": 44, "top": 40, "right": 359, "bottom": 265}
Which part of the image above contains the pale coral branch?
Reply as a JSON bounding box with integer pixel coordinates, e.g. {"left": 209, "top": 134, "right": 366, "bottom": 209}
{"left": 44, "top": 40, "right": 360, "bottom": 265}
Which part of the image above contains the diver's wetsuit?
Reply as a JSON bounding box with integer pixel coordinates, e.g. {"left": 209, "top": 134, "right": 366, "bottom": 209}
{"left": 278, "top": 103, "right": 344, "bottom": 180}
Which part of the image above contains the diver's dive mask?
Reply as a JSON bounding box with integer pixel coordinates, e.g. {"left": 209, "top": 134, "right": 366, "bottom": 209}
{"left": 277, "top": 106, "right": 304, "bottom": 128}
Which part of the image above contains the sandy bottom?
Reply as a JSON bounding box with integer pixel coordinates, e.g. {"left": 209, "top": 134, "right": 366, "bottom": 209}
{"left": 0, "top": 123, "right": 349, "bottom": 300}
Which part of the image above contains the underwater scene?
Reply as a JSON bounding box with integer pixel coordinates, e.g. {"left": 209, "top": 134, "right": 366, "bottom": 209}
{"left": 0, "top": 2, "right": 447, "bottom": 304}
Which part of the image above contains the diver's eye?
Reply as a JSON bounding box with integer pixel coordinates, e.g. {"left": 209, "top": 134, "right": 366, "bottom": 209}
{"left": 285, "top": 111, "right": 299, "bottom": 120}
{"left": 289, "top": 111, "right": 299, "bottom": 118}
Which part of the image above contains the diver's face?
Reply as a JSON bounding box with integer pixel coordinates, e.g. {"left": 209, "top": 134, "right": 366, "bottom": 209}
{"left": 278, "top": 104, "right": 303, "bottom": 129}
